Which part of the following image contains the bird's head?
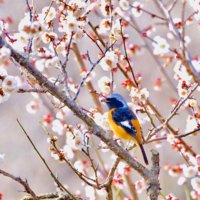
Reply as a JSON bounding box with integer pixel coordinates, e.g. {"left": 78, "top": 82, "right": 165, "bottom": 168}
{"left": 102, "top": 93, "right": 127, "bottom": 109}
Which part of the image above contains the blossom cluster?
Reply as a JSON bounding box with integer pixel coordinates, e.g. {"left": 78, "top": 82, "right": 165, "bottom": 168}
{"left": 0, "top": 47, "right": 19, "bottom": 103}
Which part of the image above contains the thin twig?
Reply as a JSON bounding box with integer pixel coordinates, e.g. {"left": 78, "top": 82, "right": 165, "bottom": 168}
{"left": 25, "top": 0, "right": 33, "bottom": 22}
{"left": 82, "top": 137, "right": 100, "bottom": 188}
{"left": 73, "top": 42, "right": 116, "bottom": 101}
{"left": 146, "top": 128, "right": 200, "bottom": 144}
{"left": 120, "top": 19, "right": 138, "bottom": 88}
{"left": 72, "top": 43, "right": 103, "bottom": 111}
{"left": 148, "top": 83, "right": 199, "bottom": 139}
{"left": 0, "top": 169, "right": 38, "bottom": 200}
{"left": 130, "top": 4, "right": 166, "bottom": 21}
{"left": 25, "top": 0, "right": 34, "bottom": 58}
{"left": 62, "top": 32, "right": 74, "bottom": 98}
{"left": 44, "top": 0, "right": 54, "bottom": 21}
{"left": 88, "top": 21, "right": 106, "bottom": 47}
{"left": 50, "top": 137, "right": 99, "bottom": 189}
{"left": 16, "top": 119, "right": 75, "bottom": 198}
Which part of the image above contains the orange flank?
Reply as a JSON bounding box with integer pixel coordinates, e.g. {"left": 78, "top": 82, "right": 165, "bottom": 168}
{"left": 107, "top": 108, "right": 149, "bottom": 165}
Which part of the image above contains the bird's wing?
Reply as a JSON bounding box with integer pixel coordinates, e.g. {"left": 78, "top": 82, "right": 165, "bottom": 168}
{"left": 112, "top": 107, "right": 138, "bottom": 138}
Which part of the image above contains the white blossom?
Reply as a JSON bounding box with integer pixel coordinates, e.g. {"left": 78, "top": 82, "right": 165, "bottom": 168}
{"left": 131, "top": 1, "right": 143, "bottom": 17}
{"left": 41, "top": 6, "right": 56, "bottom": 23}
{"left": 130, "top": 87, "right": 149, "bottom": 103}
{"left": 0, "top": 67, "right": 8, "bottom": 77}
{"left": 177, "top": 176, "right": 186, "bottom": 186}
{"left": 99, "top": 51, "right": 118, "bottom": 71}
{"left": 191, "top": 177, "right": 200, "bottom": 192}
{"left": 135, "top": 179, "right": 146, "bottom": 193}
{"left": 2, "top": 76, "right": 19, "bottom": 93}
{"left": 0, "top": 21, "right": 4, "bottom": 35}
{"left": 119, "top": 0, "right": 129, "bottom": 10}
{"left": 98, "top": 76, "right": 112, "bottom": 94}
{"left": 185, "top": 115, "right": 198, "bottom": 132}
{"left": 153, "top": 36, "right": 169, "bottom": 55}
{"left": 26, "top": 101, "right": 39, "bottom": 114}
{"left": 93, "top": 112, "right": 110, "bottom": 130}
{"left": 52, "top": 119, "right": 64, "bottom": 135}
{"left": 0, "top": 92, "right": 10, "bottom": 104}
{"left": 192, "top": 59, "right": 200, "bottom": 73}
{"left": 0, "top": 46, "right": 11, "bottom": 58}
{"left": 183, "top": 165, "right": 198, "bottom": 178}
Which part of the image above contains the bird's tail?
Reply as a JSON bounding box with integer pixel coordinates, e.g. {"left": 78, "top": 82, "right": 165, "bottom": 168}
{"left": 138, "top": 143, "right": 149, "bottom": 165}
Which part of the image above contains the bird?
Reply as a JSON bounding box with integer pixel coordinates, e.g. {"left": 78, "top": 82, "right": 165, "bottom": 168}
{"left": 102, "top": 93, "right": 149, "bottom": 165}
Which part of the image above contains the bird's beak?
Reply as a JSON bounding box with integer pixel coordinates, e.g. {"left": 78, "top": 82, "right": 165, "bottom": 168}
{"left": 101, "top": 98, "right": 108, "bottom": 103}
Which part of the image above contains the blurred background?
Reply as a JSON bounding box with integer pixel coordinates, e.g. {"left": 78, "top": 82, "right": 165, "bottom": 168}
{"left": 0, "top": 0, "right": 199, "bottom": 199}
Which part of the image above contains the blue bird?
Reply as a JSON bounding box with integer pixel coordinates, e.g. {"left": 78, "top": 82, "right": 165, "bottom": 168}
{"left": 102, "top": 93, "right": 148, "bottom": 165}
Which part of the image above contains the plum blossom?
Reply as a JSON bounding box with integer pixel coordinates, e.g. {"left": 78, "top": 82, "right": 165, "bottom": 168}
{"left": 190, "top": 190, "right": 200, "bottom": 199}
{"left": 98, "top": 19, "right": 111, "bottom": 35}
{"left": 0, "top": 67, "right": 8, "bottom": 77}
{"left": 188, "top": 0, "right": 200, "bottom": 20}
{"left": 110, "top": 19, "right": 122, "bottom": 42}
{"left": 98, "top": 76, "right": 113, "bottom": 95}
{"left": 129, "top": 87, "right": 149, "bottom": 103}
{"left": 63, "top": 145, "right": 74, "bottom": 159}
{"left": 99, "top": 51, "right": 118, "bottom": 71}
{"left": 0, "top": 20, "right": 4, "bottom": 35}
{"left": 185, "top": 115, "right": 198, "bottom": 132}
{"left": 11, "top": 32, "right": 29, "bottom": 52}
{"left": 0, "top": 46, "right": 11, "bottom": 58}
{"left": 93, "top": 112, "right": 110, "bottom": 130}
{"left": 131, "top": 1, "right": 143, "bottom": 17}
{"left": 41, "top": 6, "right": 56, "bottom": 23}
{"left": 191, "top": 177, "right": 200, "bottom": 192}
{"left": 74, "top": 160, "right": 84, "bottom": 173}
{"left": 85, "top": 185, "right": 95, "bottom": 200}
{"left": 66, "top": 128, "right": 85, "bottom": 151}
{"left": 135, "top": 179, "right": 146, "bottom": 193}
{"left": 52, "top": 119, "right": 65, "bottom": 135}
{"left": 192, "top": 58, "right": 200, "bottom": 73}
{"left": 117, "top": 162, "right": 131, "bottom": 175}
{"left": 182, "top": 165, "right": 198, "bottom": 178}
{"left": 174, "top": 61, "right": 193, "bottom": 83}
{"left": 42, "top": 32, "right": 57, "bottom": 44}
{"left": 113, "top": 173, "right": 125, "bottom": 189}
{"left": 153, "top": 36, "right": 169, "bottom": 55}
{"left": 26, "top": 100, "right": 40, "bottom": 114}
{"left": 119, "top": 0, "right": 129, "bottom": 11}
{"left": 177, "top": 176, "right": 186, "bottom": 186}
{"left": 61, "top": 14, "right": 78, "bottom": 33}
{"left": 2, "top": 76, "right": 19, "bottom": 93}
{"left": 185, "top": 99, "right": 198, "bottom": 108}
{"left": 100, "top": 0, "right": 110, "bottom": 17}
{"left": 1, "top": 94, "right": 11, "bottom": 108}
{"left": 166, "top": 193, "right": 179, "bottom": 200}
